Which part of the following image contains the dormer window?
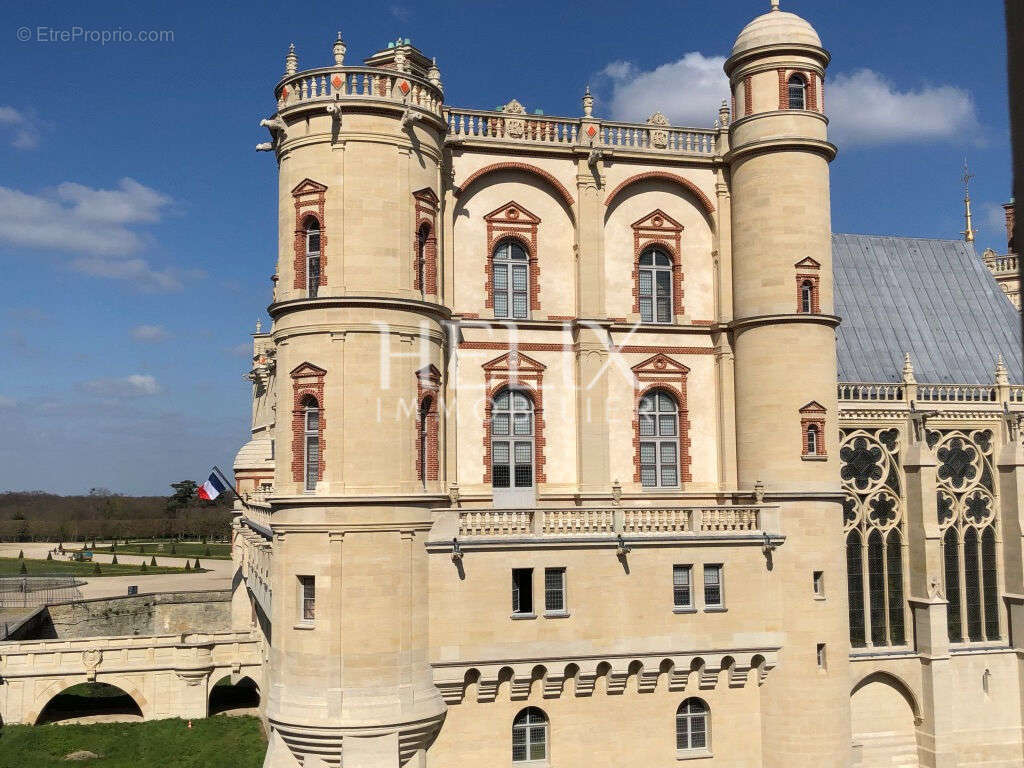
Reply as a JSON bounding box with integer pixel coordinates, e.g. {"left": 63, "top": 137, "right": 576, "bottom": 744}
{"left": 788, "top": 74, "right": 807, "bottom": 110}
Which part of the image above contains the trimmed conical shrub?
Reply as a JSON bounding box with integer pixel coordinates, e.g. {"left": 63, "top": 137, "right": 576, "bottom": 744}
{"left": 141, "top": 562, "right": 148, "bottom": 572}
{"left": 46, "top": 551, "right": 53, "bottom": 561}
{"left": 194, "top": 559, "right": 201, "bottom": 570}
{"left": 151, "top": 556, "right": 157, "bottom": 566}
{"left": 185, "top": 561, "right": 191, "bottom": 572}
{"left": 111, "top": 554, "right": 118, "bottom": 565}
{"left": 17, "top": 549, "right": 23, "bottom": 559}
{"left": 19, "top": 561, "right": 27, "bottom": 574}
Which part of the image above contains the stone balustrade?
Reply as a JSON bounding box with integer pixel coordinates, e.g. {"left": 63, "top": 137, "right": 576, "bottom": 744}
{"left": 276, "top": 66, "right": 444, "bottom": 117}
{"left": 839, "top": 381, "right": 1024, "bottom": 404}
{"left": 984, "top": 253, "right": 1019, "bottom": 275}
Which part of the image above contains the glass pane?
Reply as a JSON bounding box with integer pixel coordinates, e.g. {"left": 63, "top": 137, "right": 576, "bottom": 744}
{"left": 493, "top": 465, "right": 510, "bottom": 488}
{"left": 690, "top": 718, "right": 706, "bottom": 748}
{"left": 659, "top": 414, "right": 676, "bottom": 436}
{"left": 661, "top": 466, "right": 678, "bottom": 487}
{"left": 494, "top": 292, "right": 508, "bottom": 318}
{"left": 513, "top": 392, "right": 529, "bottom": 410}
{"left": 655, "top": 270, "right": 671, "bottom": 296}
{"left": 655, "top": 252, "right": 671, "bottom": 267}
{"left": 639, "top": 271, "right": 652, "bottom": 297}
{"left": 704, "top": 567, "right": 720, "bottom": 586}
{"left": 513, "top": 413, "right": 531, "bottom": 435}
{"left": 494, "top": 390, "right": 510, "bottom": 410}
{"left": 868, "top": 531, "right": 886, "bottom": 645}
{"left": 639, "top": 297, "right": 653, "bottom": 323}
{"left": 492, "top": 413, "right": 510, "bottom": 436}
{"left": 639, "top": 414, "right": 655, "bottom": 437}
{"left": 673, "top": 566, "right": 690, "bottom": 586}
{"left": 528, "top": 731, "right": 545, "bottom": 760}
{"left": 512, "top": 264, "right": 528, "bottom": 291}
{"left": 509, "top": 242, "right": 527, "bottom": 260}
{"left": 660, "top": 442, "right": 677, "bottom": 464}
{"left": 983, "top": 528, "right": 1000, "bottom": 640}
{"left": 639, "top": 252, "right": 653, "bottom": 266}
{"left": 308, "top": 233, "right": 320, "bottom": 252}
{"left": 944, "top": 528, "right": 962, "bottom": 642}
{"left": 639, "top": 394, "right": 656, "bottom": 413}
{"left": 306, "top": 410, "right": 319, "bottom": 431}
{"left": 514, "top": 464, "right": 533, "bottom": 488}
{"left": 514, "top": 442, "right": 533, "bottom": 463}
{"left": 886, "top": 533, "right": 905, "bottom": 645}
{"left": 965, "top": 529, "right": 982, "bottom": 641}
{"left": 847, "top": 532, "right": 866, "bottom": 647}
{"left": 641, "top": 467, "right": 657, "bottom": 487}
{"left": 656, "top": 297, "right": 670, "bottom": 323}
{"left": 494, "top": 264, "right": 508, "bottom": 290}
{"left": 640, "top": 442, "right": 656, "bottom": 464}
{"left": 492, "top": 441, "right": 510, "bottom": 464}
{"left": 512, "top": 292, "right": 528, "bottom": 319}
{"left": 658, "top": 392, "right": 674, "bottom": 411}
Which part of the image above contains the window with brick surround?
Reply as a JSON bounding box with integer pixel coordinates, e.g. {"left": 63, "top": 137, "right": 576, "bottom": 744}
{"left": 493, "top": 239, "right": 530, "bottom": 319}
{"left": 291, "top": 179, "right": 327, "bottom": 293}
{"left": 788, "top": 74, "right": 807, "bottom": 109}
{"left": 491, "top": 388, "right": 534, "bottom": 489}
{"left": 416, "top": 223, "right": 430, "bottom": 297}
{"left": 413, "top": 188, "right": 439, "bottom": 295}
{"left": 289, "top": 362, "right": 326, "bottom": 488}
{"left": 302, "top": 396, "right": 320, "bottom": 492}
{"left": 799, "top": 401, "right": 827, "bottom": 459}
{"left": 639, "top": 247, "right": 674, "bottom": 323}
{"left": 305, "top": 218, "right": 321, "bottom": 298}
{"left": 638, "top": 389, "right": 680, "bottom": 488}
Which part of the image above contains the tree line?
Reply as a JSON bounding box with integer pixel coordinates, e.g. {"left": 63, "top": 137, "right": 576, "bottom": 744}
{"left": 0, "top": 482, "right": 233, "bottom": 543}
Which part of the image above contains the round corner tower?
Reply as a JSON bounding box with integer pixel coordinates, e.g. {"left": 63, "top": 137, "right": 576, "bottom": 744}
{"left": 724, "top": 4, "right": 850, "bottom": 767}
{"left": 259, "top": 34, "right": 450, "bottom": 768}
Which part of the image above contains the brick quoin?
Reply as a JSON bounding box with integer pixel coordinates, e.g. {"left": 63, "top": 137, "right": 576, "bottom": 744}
{"left": 630, "top": 355, "right": 692, "bottom": 485}
{"left": 744, "top": 75, "right": 753, "bottom": 116}
{"left": 291, "top": 179, "right": 328, "bottom": 292}
{"left": 289, "top": 363, "right": 327, "bottom": 485}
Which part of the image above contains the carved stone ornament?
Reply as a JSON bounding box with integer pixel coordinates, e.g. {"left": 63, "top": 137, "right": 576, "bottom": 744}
{"left": 501, "top": 99, "right": 527, "bottom": 138}
{"left": 82, "top": 648, "right": 102, "bottom": 680}
{"left": 646, "top": 111, "right": 670, "bottom": 148}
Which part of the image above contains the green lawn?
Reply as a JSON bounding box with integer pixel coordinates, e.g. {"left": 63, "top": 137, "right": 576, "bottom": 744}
{"left": 0, "top": 716, "right": 266, "bottom": 768}
{"left": 86, "top": 542, "right": 232, "bottom": 560}
{"left": 0, "top": 558, "right": 201, "bottom": 577}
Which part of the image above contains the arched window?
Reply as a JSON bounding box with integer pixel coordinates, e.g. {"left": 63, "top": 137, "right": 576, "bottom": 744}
{"left": 638, "top": 390, "right": 679, "bottom": 488}
{"left": 676, "top": 698, "right": 709, "bottom": 751}
{"left": 806, "top": 424, "right": 819, "bottom": 455}
{"left": 302, "top": 395, "right": 320, "bottom": 492}
{"left": 788, "top": 74, "right": 806, "bottom": 110}
{"left": 847, "top": 530, "right": 866, "bottom": 648}
{"left": 638, "top": 247, "right": 673, "bottom": 324}
{"left": 800, "top": 280, "right": 814, "bottom": 313}
{"left": 305, "top": 218, "right": 321, "bottom": 298}
{"left": 982, "top": 527, "right": 999, "bottom": 640}
{"left": 512, "top": 707, "right": 548, "bottom": 763}
{"left": 493, "top": 239, "right": 529, "bottom": 319}
{"left": 886, "top": 530, "right": 905, "bottom": 645}
{"left": 419, "top": 396, "right": 431, "bottom": 489}
{"left": 417, "top": 223, "right": 430, "bottom": 295}
{"left": 964, "top": 527, "right": 982, "bottom": 641}
{"left": 867, "top": 529, "right": 886, "bottom": 645}
{"left": 944, "top": 527, "right": 962, "bottom": 642}
{"left": 491, "top": 388, "right": 534, "bottom": 491}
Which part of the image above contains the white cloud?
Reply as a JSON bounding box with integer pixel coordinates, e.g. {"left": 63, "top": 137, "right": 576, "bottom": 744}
{"left": 0, "top": 395, "right": 15, "bottom": 408}
{"left": 599, "top": 55, "right": 979, "bottom": 147}
{"left": 600, "top": 53, "right": 729, "bottom": 127}
{"left": 131, "top": 324, "right": 172, "bottom": 342}
{"left": 71, "top": 257, "right": 187, "bottom": 292}
{"left": 0, "top": 106, "right": 47, "bottom": 149}
{"left": 82, "top": 374, "right": 161, "bottom": 397}
{"left": 983, "top": 202, "right": 1011, "bottom": 240}
{"left": 825, "top": 69, "right": 978, "bottom": 146}
{"left": 228, "top": 342, "right": 253, "bottom": 358}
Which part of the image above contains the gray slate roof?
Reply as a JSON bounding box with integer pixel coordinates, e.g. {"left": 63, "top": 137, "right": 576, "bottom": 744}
{"left": 833, "top": 233, "right": 1023, "bottom": 385}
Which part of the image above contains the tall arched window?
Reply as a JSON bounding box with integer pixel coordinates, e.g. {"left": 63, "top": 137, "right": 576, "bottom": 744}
{"left": 800, "top": 280, "right": 814, "bottom": 313}
{"left": 964, "top": 527, "right": 982, "bottom": 641}
{"left": 944, "top": 527, "right": 962, "bottom": 642}
{"left": 847, "top": 530, "right": 866, "bottom": 648}
{"left": 788, "top": 74, "right": 806, "bottom": 109}
{"left": 806, "top": 424, "right": 819, "bottom": 455}
{"left": 512, "top": 707, "right": 548, "bottom": 763}
{"left": 676, "top": 698, "right": 709, "bottom": 752}
{"left": 491, "top": 388, "right": 534, "bottom": 491}
{"left": 302, "top": 395, "right": 320, "bottom": 492}
{"left": 305, "top": 218, "right": 321, "bottom": 298}
{"left": 417, "top": 222, "right": 430, "bottom": 295}
{"left": 867, "top": 529, "right": 886, "bottom": 645}
{"left": 419, "top": 396, "right": 431, "bottom": 489}
{"left": 638, "top": 247, "right": 673, "bottom": 324}
{"left": 638, "top": 390, "right": 679, "bottom": 488}
{"left": 982, "top": 527, "right": 999, "bottom": 640}
{"left": 886, "top": 530, "right": 905, "bottom": 645}
{"left": 493, "top": 239, "right": 529, "bottom": 319}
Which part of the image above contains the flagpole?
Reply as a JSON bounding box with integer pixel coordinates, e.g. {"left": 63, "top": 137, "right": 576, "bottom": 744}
{"left": 211, "top": 465, "right": 243, "bottom": 501}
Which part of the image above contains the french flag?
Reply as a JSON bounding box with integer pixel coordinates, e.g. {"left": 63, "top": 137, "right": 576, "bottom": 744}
{"left": 197, "top": 471, "right": 226, "bottom": 501}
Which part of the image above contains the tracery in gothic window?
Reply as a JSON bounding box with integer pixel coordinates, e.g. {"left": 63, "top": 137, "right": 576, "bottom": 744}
{"left": 841, "top": 428, "right": 905, "bottom": 647}
{"left": 929, "top": 428, "right": 1000, "bottom": 643}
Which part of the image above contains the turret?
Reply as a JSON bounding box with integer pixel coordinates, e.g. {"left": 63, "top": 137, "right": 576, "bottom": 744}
{"left": 724, "top": 4, "right": 849, "bottom": 767}
{"left": 257, "top": 32, "right": 449, "bottom": 768}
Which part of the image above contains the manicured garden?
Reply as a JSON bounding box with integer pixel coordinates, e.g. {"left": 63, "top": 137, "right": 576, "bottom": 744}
{"left": 0, "top": 715, "right": 266, "bottom": 767}
{"left": 86, "top": 541, "right": 231, "bottom": 560}
{"left": 0, "top": 557, "right": 202, "bottom": 577}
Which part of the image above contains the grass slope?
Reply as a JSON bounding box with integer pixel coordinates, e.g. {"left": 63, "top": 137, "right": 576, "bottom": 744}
{"left": 87, "top": 542, "right": 231, "bottom": 560}
{"left": 0, "top": 558, "right": 199, "bottom": 577}
{"left": 0, "top": 716, "right": 266, "bottom": 768}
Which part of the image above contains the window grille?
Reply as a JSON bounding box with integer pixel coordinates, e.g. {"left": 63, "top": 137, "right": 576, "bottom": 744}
{"left": 491, "top": 389, "right": 534, "bottom": 490}
{"left": 305, "top": 219, "right": 321, "bottom": 298}
{"left": 512, "top": 568, "right": 533, "bottom": 615}
{"left": 846, "top": 531, "right": 865, "bottom": 647}
{"left": 703, "top": 564, "right": 722, "bottom": 608}
{"left": 788, "top": 74, "right": 806, "bottom": 109}
{"left": 512, "top": 707, "right": 548, "bottom": 762}
{"left": 638, "top": 390, "right": 679, "bottom": 488}
{"left": 867, "top": 529, "right": 886, "bottom": 645}
{"left": 944, "top": 527, "right": 962, "bottom": 642}
{"left": 544, "top": 568, "right": 565, "bottom": 612}
{"left": 885, "top": 531, "right": 905, "bottom": 645}
{"left": 417, "top": 223, "right": 430, "bottom": 295}
{"left": 303, "top": 398, "right": 319, "bottom": 492}
{"left": 638, "top": 247, "right": 673, "bottom": 323}
{"left": 298, "top": 575, "right": 315, "bottom": 622}
{"left": 673, "top": 565, "right": 692, "bottom": 609}
{"left": 964, "top": 528, "right": 983, "bottom": 641}
{"left": 493, "top": 239, "right": 529, "bottom": 319}
{"left": 676, "top": 699, "right": 708, "bottom": 751}
{"left": 982, "top": 527, "right": 1000, "bottom": 640}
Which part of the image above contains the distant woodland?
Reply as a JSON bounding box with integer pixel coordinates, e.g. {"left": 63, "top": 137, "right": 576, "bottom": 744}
{"left": 0, "top": 483, "right": 233, "bottom": 542}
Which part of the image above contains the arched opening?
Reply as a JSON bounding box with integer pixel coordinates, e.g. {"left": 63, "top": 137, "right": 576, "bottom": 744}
{"left": 304, "top": 216, "right": 321, "bottom": 298}
{"left": 492, "top": 238, "right": 530, "bottom": 319}
{"left": 638, "top": 246, "right": 674, "bottom": 323}
{"left": 417, "top": 222, "right": 431, "bottom": 295}
{"left": 788, "top": 74, "right": 807, "bottom": 110}
{"left": 851, "top": 673, "right": 920, "bottom": 767}
{"left": 419, "top": 395, "right": 432, "bottom": 489}
{"left": 209, "top": 675, "right": 261, "bottom": 716}
{"left": 36, "top": 682, "right": 143, "bottom": 725}
{"left": 676, "top": 697, "right": 709, "bottom": 752}
{"left": 301, "top": 394, "right": 320, "bottom": 492}
{"left": 638, "top": 389, "right": 680, "bottom": 488}
{"left": 806, "top": 423, "right": 820, "bottom": 455}
{"left": 800, "top": 279, "right": 814, "bottom": 313}
{"left": 491, "top": 387, "right": 535, "bottom": 504}
{"left": 847, "top": 529, "right": 866, "bottom": 647}
{"left": 512, "top": 706, "right": 548, "bottom": 763}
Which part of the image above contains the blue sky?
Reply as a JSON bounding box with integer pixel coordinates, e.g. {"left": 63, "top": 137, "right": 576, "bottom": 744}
{"left": 0, "top": 0, "right": 1012, "bottom": 495}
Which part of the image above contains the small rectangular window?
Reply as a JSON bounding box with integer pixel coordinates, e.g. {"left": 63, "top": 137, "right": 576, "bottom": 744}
{"left": 544, "top": 568, "right": 566, "bottom": 612}
{"left": 298, "top": 575, "right": 315, "bottom": 623}
{"left": 813, "top": 570, "right": 825, "bottom": 597}
{"left": 512, "top": 568, "right": 533, "bottom": 615}
{"left": 816, "top": 643, "right": 827, "bottom": 669}
{"left": 673, "top": 565, "right": 692, "bottom": 609}
{"left": 704, "top": 564, "right": 723, "bottom": 608}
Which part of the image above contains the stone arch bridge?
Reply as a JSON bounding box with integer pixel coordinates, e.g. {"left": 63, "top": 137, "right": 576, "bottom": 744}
{"left": 0, "top": 629, "right": 264, "bottom": 724}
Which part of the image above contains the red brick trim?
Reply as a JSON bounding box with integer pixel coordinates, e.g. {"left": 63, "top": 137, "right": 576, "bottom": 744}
{"left": 799, "top": 401, "right": 827, "bottom": 457}
{"left": 454, "top": 162, "right": 575, "bottom": 210}
{"left": 289, "top": 363, "right": 327, "bottom": 484}
{"left": 744, "top": 75, "right": 753, "bottom": 116}
{"left": 484, "top": 201, "right": 541, "bottom": 314}
{"left": 546, "top": 315, "right": 576, "bottom": 321}
{"left": 779, "top": 70, "right": 814, "bottom": 111}
{"left": 630, "top": 354, "right": 691, "bottom": 485}
{"left": 614, "top": 346, "right": 714, "bottom": 355}
{"left": 631, "top": 209, "right": 684, "bottom": 318}
{"left": 777, "top": 69, "right": 788, "bottom": 110}
{"left": 459, "top": 341, "right": 574, "bottom": 352}
{"left": 482, "top": 352, "right": 546, "bottom": 485}
{"left": 413, "top": 188, "right": 439, "bottom": 295}
{"left": 291, "top": 179, "right": 328, "bottom": 291}
{"left": 796, "top": 274, "right": 821, "bottom": 314}
{"left": 416, "top": 364, "right": 441, "bottom": 482}
{"left": 806, "top": 72, "right": 818, "bottom": 111}
{"left": 604, "top": 173, "right": 715, "bottom": 219}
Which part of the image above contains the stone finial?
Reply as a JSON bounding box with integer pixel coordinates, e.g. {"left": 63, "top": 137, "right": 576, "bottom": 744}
{"left": 501, "top": 99, "right": 526, "bottom": 115}
{"left": 428, "top": 57, "right": 442, "bottom": 89}
{"left": 285, "top": 43, "right": 298, "bottom": 75}
{"left": 770, "top": 0, "right": 780, "bottom": 10}
{"left": 255, "top": 318, "right": 262, "bottom": 333}
{"left": 582, "top": 85, "right": 594, "bottom": 118}
{"left": 996, "top": 354, "right": 1009, "bottom": 386}
{"left": 332, "top": 31, "right": 347, "bottom": 66}
{"left": 753, "top": 480, "right": 766, "bottom": 505}
{"left": 611, "top": 479, "right": 622, "bottom": 506}
{"left": 902, "top": 352, "right": 915, "bottom": 384}
{"left": 718, "top": 99, "right": 730, "bottom": 127}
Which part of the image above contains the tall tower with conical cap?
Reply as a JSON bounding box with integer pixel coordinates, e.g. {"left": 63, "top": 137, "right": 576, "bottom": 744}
{"left": 258, "top": 34, "right": 450, "bottom": 768}
{"left": 724, "top": 3, "right": 850, "bottom": 766}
